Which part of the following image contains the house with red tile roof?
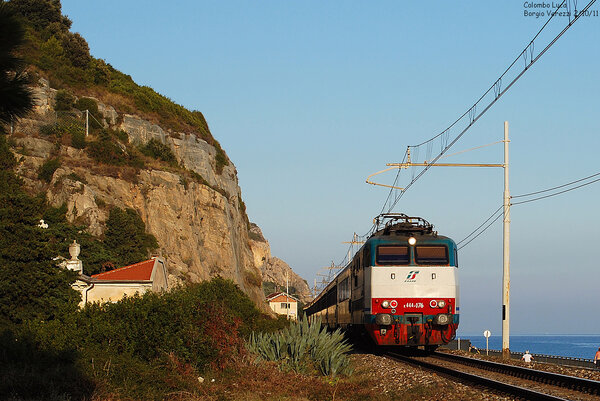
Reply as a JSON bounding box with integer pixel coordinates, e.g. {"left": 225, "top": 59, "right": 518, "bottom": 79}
{"left": 65, "top": 241, "right": 169, "bottom": 306}
{"left": 75, "top": 258, "right": 168, "bottom": 305}
{"left": 266, "top": 292, "right": 299, "bottom": 320}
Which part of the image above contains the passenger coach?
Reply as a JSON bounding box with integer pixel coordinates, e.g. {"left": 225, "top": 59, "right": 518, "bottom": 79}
{"left": 305, "top": 213, "right": 459, "bottom": 349}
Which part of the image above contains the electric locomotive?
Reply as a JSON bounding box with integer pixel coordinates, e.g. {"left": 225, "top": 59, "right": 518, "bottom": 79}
{"left": 305, "top": 213, "right": 459, "bottom": 349}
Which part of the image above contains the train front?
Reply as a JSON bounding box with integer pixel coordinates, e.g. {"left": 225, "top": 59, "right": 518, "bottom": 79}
{"left": 364, "top": 228, "right": 459, "bottom": 348}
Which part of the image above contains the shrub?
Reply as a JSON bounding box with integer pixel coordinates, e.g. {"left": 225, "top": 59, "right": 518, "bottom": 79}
{"left": 38, "top": 157, "right": 60, "bottom": 182}
{"left": 140, "top": 138, "right": 177, "bottom": 165}
{"left": 190, "top": 170, "right": 209, "bottom": 186}
{"left": 39, "top": 122, "right": 58, "bottom": 137}
{"left": 0, "top": 329, "right": 94, "bottom": 400}
{"left": 0, "top": 136, "right": 16, "bottom": 170}
{"left": 40, "top": 116, "right": 84, "bottom": 140}
{"left": 247, "top": 316, "right": 353, "bottom": 377}
{"left": 214, "top": 143, "right": 228, "bottom": 174}
{"left": 65, "top": 172, "right": 85, "bottom": 183}
{"left": 2, "top": 278, "right": 283, "bottom": 400}
{"left": 71, "top": 130, "right": 86, "bottom": 149}
{"left": 85, "top": 129, "right": 144, "bottom": 169}
{"left": 74, "top": 97, "right": 97, "bottom": 115}
{"left": 36, "top": 278, "right": 273, "bottom": 368}
{"left": 54, "top": 89, "right": 74, "bottom": 111}
{"left": 74, "top": 97, "right": 102, "bottom": 129}
{"left": 238, "top": 197, "right": 250, "bottom": 229}
{"left": 115, "top": 129, "right": 128, "bottom": 143}
{"left": 86, "top": 137, "right": 124, "bottom": 165}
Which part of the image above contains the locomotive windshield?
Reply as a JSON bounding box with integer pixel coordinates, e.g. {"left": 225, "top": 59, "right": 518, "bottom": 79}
{"left": 376, "top": 246, "right": 409, "bottom": 265}
{"left": 415, "top": 246, "right": 448, "bottom": 265}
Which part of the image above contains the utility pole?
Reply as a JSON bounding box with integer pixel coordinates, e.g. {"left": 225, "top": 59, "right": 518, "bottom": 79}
{"left": 286, "top": 271, "right": 289, "bottom": 319}
{"left": 502, "top": 121, "right": 511, "bottom": 359}
{"left": 85, "top": 109, "right": 89, "bottom": 137}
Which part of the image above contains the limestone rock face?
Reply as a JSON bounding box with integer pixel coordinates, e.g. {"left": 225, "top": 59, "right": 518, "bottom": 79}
{"left": 120, "top": 115, "right": 239, "bottom": 198}
{"left": 31, "top": 78, "right": 56, "bottom": 114}
{"left": 9, "top": 81, "right": 313, "bottom": 311}
{"left": 249, "top": 224, "right": 312, "bottom": 303}
{"left": 13, "top": 135, "right": 265, "bottom": 308}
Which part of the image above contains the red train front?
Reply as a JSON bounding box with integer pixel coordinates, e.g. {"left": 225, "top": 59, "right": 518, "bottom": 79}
{"left": 305, "top": 214, "right": 459, "bottom": 349}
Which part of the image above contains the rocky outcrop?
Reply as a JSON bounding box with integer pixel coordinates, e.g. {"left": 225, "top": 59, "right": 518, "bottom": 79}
{"left": 249, "top": 224, "right": 312, "bottom": 303}
{"left": 120, "top": 114, "right": 238, "bottom": 198}
{"left": 31, "top": 78, "right": 56, "bottom": 115}
{"left": 13, "top": 135, "right": 265, "bottom": 307}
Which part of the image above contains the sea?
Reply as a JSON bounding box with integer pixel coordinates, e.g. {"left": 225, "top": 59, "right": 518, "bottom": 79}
{"left": 458, "top": 335, "right": 600, "bottom": 360}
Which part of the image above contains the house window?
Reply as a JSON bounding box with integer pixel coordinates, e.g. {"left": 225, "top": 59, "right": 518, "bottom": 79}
{"left": 280, "top": 302, "right": 291, "bottom": 309}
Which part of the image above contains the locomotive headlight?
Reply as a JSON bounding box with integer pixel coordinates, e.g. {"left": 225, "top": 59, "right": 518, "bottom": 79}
{"left": 408, "top": 237, "right": 417, "bottom": 245}
{"left": 381, "top": 300, "right": 390, "bottom": 309}
{"left": 434, "top": 313, "right": 451, "bottom": 325}
{"left": 375, "top": 313, "right": 392, "bottom": 326}
{"left": 438, "top": 300, "right": 446, "bottom": 308}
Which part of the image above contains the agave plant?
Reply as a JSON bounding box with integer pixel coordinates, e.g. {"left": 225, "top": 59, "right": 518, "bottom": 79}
{"left": 246, "top": 316, "right": 353, "bottom": 377}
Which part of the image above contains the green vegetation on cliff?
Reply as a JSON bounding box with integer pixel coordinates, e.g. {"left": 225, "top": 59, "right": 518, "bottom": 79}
{"left": 6, "top": 0, "right": 228, "bottom": 168}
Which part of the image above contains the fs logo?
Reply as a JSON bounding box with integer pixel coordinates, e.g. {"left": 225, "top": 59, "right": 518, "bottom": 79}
{"left": 405, "top": 271, "right": 420, "bottom": 282}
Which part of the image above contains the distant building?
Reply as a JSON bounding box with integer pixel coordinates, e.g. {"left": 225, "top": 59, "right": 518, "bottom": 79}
{"left": 63, "top": 240, "right": 168, "bottom": 306}
{"left": 266, "top": 292, "right": 299, "bottom": 320}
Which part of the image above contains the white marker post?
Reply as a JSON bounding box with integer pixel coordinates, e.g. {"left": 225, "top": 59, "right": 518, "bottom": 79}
{"left": 483, "top": 330, "right": 491, "bottom": 356}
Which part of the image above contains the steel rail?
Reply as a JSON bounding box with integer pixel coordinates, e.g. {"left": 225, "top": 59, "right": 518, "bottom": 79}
{"left": 432, "top": 352, "right": 600, "bottom": 395}
{"left": 387, "top": 352, "right": 569, "bottom": 401}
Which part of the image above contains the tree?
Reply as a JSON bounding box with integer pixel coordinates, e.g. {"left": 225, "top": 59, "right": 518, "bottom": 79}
{"left": 7, "top": 0, "right": 71, "bottom": 32}
{"left": 0, "top": 3, "right": 34, "bottom": 126}
{"left": 62, "top": 32, "right": 91, "bottom": 68}
{"left": 104, "top": 207, "right": 158, "bottom": 268}
{"left": 0, "top": 137, "right": 80, "bottom": 326}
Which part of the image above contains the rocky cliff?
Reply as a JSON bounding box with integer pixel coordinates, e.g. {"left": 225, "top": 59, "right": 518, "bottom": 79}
{"left": 10, "top": 78, "right": 306, "bottom": 311}
{"left": 248, "top": 224, "right": 312, "bottom": 303}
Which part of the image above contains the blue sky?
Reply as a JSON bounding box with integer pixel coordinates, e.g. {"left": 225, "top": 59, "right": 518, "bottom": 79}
{"left": 60, "top": 1, "right": 600, "bottom": 336}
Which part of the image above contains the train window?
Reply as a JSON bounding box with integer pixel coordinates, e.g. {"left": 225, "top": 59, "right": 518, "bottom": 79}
{"left": 454, "top": 248, "right": 458, "bottom": 267}
{"left": 338, "top": 278, "right": 350, "bottom": 301}
{"left": 376, "top": 246, "right": 409, "bottom": 265}
{"left": 415, "top": 246, "right": 448, "bottom": 265}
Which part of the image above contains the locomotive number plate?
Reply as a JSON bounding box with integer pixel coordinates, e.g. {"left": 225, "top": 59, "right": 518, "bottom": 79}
{"left": 403, "top": 302, "right": 424, "bottom": 308}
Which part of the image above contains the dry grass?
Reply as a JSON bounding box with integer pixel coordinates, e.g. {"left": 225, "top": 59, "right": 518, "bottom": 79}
{"left": 79, "top": 355, "right": 454, "bottom": 401}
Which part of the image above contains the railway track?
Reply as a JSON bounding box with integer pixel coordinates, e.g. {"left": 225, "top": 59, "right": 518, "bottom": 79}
{"left": 387, "top": 351, "right": 600, "bottom": 400}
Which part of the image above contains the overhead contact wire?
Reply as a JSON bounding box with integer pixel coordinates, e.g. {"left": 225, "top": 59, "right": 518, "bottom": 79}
{"left": 512, "top": 171, "right": 600, "bottom": 198}
{"left": 457, "top": 205, "right": 503, "bottom": 246}
{"left": 458, "top": 212, "right": 504, "bottom": 250}
{"left": 458, "top": 171, "right": 600, "bottom": 248}
{"left": 385, "top": 0, "right": 597, "bottom": 212}
{"left": 512, "top": 177, "right": 600, "bottom": 205}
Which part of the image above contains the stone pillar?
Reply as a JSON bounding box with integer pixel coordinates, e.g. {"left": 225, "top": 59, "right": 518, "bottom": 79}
{"left": 66, "top": 240, "right": 83, "bottom": 274}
